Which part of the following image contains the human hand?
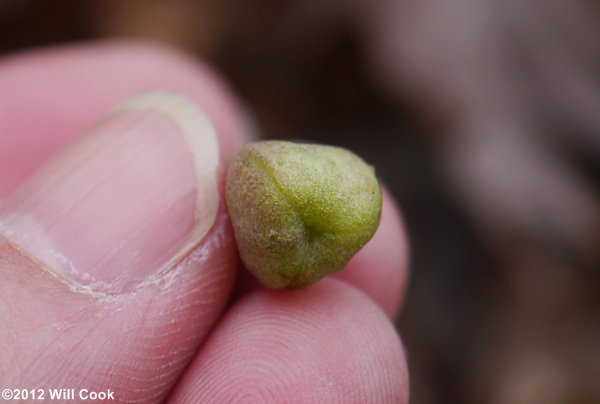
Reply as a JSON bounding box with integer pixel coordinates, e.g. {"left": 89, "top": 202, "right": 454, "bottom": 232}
{"left": 0, "top": 42, "right": 409, "bottom": 403}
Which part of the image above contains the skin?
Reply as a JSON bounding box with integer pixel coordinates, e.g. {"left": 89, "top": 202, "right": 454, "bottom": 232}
{"left": 226, "top": 141, "right": 382, "bottom": 289}
{"left": 0, "top": 42, "right": 409, "bottom": 403}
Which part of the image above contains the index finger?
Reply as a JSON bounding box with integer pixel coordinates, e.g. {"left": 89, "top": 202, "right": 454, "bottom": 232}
{"left": 0, "top": 41, "right": 250, "bottom": 197}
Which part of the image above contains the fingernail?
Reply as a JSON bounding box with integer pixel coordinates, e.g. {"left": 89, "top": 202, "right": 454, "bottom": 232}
{"left": 0, "top": 92, "right": 219, "bottom": 293}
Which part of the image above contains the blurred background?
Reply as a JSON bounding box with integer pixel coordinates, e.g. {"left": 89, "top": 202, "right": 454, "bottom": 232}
{"left": 1, "top": 1, "right": 599, "bottom": 403}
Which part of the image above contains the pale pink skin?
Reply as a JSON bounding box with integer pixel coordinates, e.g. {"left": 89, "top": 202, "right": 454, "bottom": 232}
{"left": 0, "top": 42, "right": 409, "bottom": 403}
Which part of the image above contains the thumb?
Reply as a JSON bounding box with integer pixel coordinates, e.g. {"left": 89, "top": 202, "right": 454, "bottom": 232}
{"left": 0, "top": 93, "right": 238, "bottom": 402}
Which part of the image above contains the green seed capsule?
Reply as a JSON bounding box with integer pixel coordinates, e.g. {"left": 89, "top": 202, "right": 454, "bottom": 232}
{"left": 225, "top": 140, "right": 382, "bottom": 289}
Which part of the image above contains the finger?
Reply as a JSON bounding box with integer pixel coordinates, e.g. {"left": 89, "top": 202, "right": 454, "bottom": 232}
{"left": 169, "top": 278, "right": 409, "bottom": 403}
{"left": 0, "top": 45, "right": 249, "bottom": 402}
{"left": 0, "top": 40, "right": 251, "bottom": 197}
{"left": 0, "top": 92, "right": 236, "bottom": 402}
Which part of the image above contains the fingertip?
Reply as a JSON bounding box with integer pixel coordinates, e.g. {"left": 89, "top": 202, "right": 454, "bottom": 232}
{"left": 170, "top": 279, "right": 409, "bottom": 403}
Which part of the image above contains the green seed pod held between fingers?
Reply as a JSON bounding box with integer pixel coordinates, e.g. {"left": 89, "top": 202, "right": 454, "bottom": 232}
{"left": 225, "top": 140, "right": 382, "bottom": 289}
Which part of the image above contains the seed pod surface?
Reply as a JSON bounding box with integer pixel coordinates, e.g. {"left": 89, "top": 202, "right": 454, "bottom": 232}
{"left": 225, "top": 140, "right": 382, "bottom": 289}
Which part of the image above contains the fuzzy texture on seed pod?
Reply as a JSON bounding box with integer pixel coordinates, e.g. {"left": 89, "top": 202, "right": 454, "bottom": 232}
{"left": 225, "top": 140, "right": 382, "bottom": 289}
